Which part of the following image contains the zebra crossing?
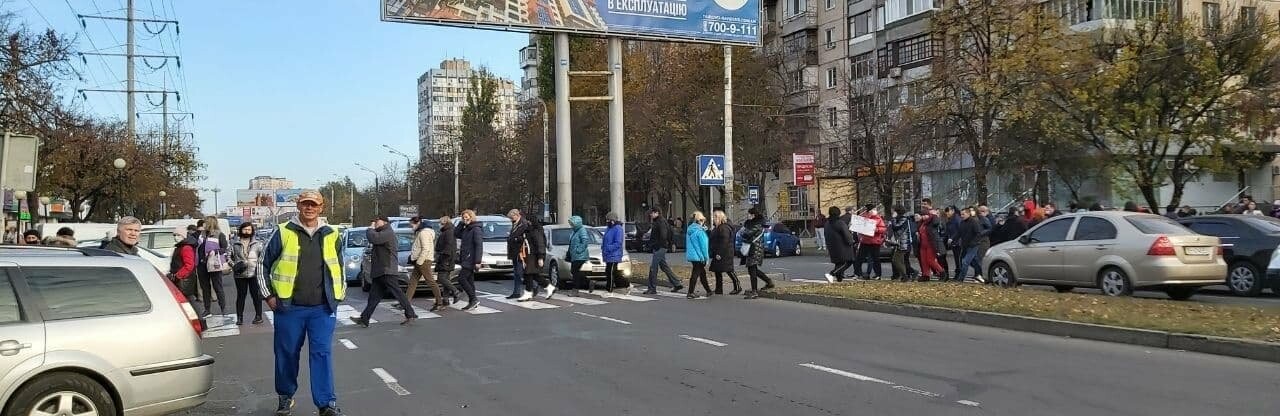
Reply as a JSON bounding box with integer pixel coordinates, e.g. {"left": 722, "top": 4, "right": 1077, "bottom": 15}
{"left": 200, "top": 285, "right": 670, "bottom": 339}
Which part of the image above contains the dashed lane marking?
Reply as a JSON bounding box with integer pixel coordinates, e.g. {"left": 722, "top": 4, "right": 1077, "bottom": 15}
{"left": 678, "top": 334, "right": 728, "bottom": 347}
{"left": 371, "top": 368, "right": 411, "bottom": 396}
{"left": 338, "top": 338, "right": 358, "bottom": 349}
{"left": 573, "top": 311, "right": 632, "bottom": 325}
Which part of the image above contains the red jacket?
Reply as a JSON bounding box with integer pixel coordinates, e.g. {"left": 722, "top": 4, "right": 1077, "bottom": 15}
{"left": 859, "top": 213, "right": 887, "bottom": 246}
{"left": 174, "top": 245, "right": 196, "bottom": 280}
{"left": 1023, "top": 200, "right": 1037, "bottom": 222}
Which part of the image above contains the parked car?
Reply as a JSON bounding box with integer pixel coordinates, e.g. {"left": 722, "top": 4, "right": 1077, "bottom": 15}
{"left": 359, "top": 229, "right": 417, "bottom": 292}
{"left": 735, "top": 223, "right": 802, "bottom": 257}
{"left": 341, "top": 227, "right": 369, "bottom": 284}
{"left": 638, "top": 222, "right": 684, "bottom": 252}
{"left": 76, "top": 240, "right": 171, "bottom": 273}
{"left": 983, "top": 212, "right": 1225, "bottom": 300}
{"left": 0, "top": 246, "right": 212, "bottom": 415}
{"left": 624, "top": 222, "right": 644, "bottom": 252}
{"left": 1178, "top": 215, "right": 1280, "bottom": 296}
{"left": 138, "top": 228, "right": 179, "bottom": 253}
{"left": 543, "top": 225, "right": 632, "bottom": 288}
{"left": 452, "top": 215, "right": 515, "bottom": 276}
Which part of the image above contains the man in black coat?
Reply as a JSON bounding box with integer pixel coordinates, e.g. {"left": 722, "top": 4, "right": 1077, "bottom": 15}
{"left": 521, "top": 215, "right": 554, "bottom": 300}
{"left": 823, "top": 206, "right": 857, "bottom": 282}
{"left": 992, "top": 207, "right": 1028, "bottom": 246}
{"left": 433, "top": 216, "right": 460, "bottom": 305}
{"left": 355, "top": 216, "right": 416, "bottom": 327}
{"left": 644, "top": 208, "right": 684, "bottom": 294}
{"left": 505, "top": 209, "right": 533, "bottom": 300}
{"left": 956, "top": 208, "right": 986, "bottom": 283}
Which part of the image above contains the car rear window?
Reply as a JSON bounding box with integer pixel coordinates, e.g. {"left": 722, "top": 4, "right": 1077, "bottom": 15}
{"left": 1243, "top": 216, "right": 1280, "bottom": 233}
{"left": 0, "top": 269, "right": 22, "bottom": 324}
{"left": 23, "top": 267, "right": 151, "bottom": 320}
{"left": 1125, "top": 216, "right": 1194, "bottom": 235}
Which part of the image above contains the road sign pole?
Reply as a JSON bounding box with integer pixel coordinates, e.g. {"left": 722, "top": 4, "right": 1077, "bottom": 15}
{"left": 555, "top": 33, "right": 572, "bottom": 224}
{"left": 608, "top": 37, "right": 625, "bottom": 221}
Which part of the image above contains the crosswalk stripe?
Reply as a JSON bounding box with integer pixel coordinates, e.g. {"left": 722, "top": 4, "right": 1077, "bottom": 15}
{"left": 410, "top": 305, "right": 442, "bottom": 319}
{"left": 447, "top": 300, "right": 502, "bottom": 314}
{"left": 630, "top": 287, "right": 689, "bottom": 299}
{"left": 336, "top": 304, "right": 376, "bottom": 324}
{"left": 478, "top": 294, "right": 560, "bottom": 310}
{"left": 590, "top": 291, "right": 656, "bottom": 302}
{"left": 553, "top": 295, "right": 609, "bottom": 306}
{"left": 263, "top": 311, "right": 274, "bottom": 325}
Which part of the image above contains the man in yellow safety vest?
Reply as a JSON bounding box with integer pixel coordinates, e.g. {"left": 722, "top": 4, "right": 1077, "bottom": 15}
{"left": 257, "top": 190, "right": 345, "bottom": 416}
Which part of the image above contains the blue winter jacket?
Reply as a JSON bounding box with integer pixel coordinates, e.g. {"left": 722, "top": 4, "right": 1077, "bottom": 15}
{"left": 602, "top": 222, "right": 625, "bottom": 263}
{"left": 685, "top": 224, "right": 710, "bottom": 263}
{"left": 567, "top": 216, "right": 590, "bottom": 262}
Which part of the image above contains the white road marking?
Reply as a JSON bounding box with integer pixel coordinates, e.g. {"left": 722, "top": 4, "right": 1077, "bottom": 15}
{"left": 336, "top": 304, "right": 376, "bottom": 325}
{"left": 410, "top": 306, "right": 442, "bottom": 319}
{"left": 554, "top": 295, "right": 608, "bottom": 305}
{"left": 263, "top": 311, "right": 274, "bottom": 325}
{"left": 631, "top": 288, "right": 688, "bottom": 299}
{"left": 478, "top": 293, "right": 560, "bottom": 309}
{"left": 679, "top": 334, "right": 727, "bottom": 347}
{"left": 957, "top": 400, "right": 981, "bottom": 407}
{"left": 338, "top": 338, "right": 358, "bottom": 349}
{"left": 894, "top": 385, "right": 942, "bottom": 398}
{"left": 798, "top": 363, "right": 893, "bottom": 385}
{"left": 573, "top": 311, "right": 632, "bottom": 325}
{"left": 791, "top": 278, "right": 832, "bottom": 284}
{"left": 371, "top": 368, "right": 411, "bottom": 396}
{"left": 592, "top": 291, "right": 656, "bottom": 302}
{"left": 447, "top": 300, "right": 502, "bottom": 314}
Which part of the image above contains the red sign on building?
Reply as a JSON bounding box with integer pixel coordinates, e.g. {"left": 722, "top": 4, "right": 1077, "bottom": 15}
{"left": 793, "top": 153, "right": 815, "bottom": 186}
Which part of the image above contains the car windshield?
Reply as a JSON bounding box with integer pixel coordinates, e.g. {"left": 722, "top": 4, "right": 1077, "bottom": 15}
{"left": 476, "top": 221, "right": 512, "bottom": 241}
{"left": 1243, "top": 216, "right": 1280, "bottom": 233}
{"left": 396, "top": 233, "right": 414, "bottom": 251}
{"left": 346, "top": 231, "right": 368, "bottom": 247}
{"left": 550, "top": 228, "right": 603, "bottom": 246}
{"left": 625, "top": 224, "right": 637, "bottom": 233}
{"left": 1125, "top": 216, "right": 1194, "bottom": 235}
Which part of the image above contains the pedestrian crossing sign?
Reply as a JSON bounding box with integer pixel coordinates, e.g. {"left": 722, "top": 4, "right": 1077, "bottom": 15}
{"left": 698, "top": 155, "right": 726, "bottom": 186}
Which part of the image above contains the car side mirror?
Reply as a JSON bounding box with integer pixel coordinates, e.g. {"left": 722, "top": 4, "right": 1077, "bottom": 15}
{"left": 1018, "top": 235, "right": 1032, "bottom": 245}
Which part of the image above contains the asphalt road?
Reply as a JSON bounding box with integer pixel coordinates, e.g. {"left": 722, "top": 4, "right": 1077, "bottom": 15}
{"left": 183, "top": 278, "right": 1280, "bottom": 415}
{"left": 627, "top": 250, "right": 1280, "bottom": 309}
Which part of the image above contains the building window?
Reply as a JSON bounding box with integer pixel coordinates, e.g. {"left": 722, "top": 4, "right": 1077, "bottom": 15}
{"left": 826, "top": 0, "right": 835, "bottom": 10}
{"left": 827, "top": 146, "right": 842, "bottom": 167}
{"left": 1241, "top": 6, "right": 1257, "bottom": 25}
{"left": 789, "top": 0, "right": 803, "bottom": 16}
{"left": 1203, "top": 2, "right": 1220, "bottom": 30}
{"left": 894, "top": 34, "right": 935, "bottom": 66}
{"left": 883, "top": 0, "right": 937, "bottom": 25}
{"left": 1098, "top": 0, "right": 1167, "bottom": 20}
{"left": 825, "top": 28, "right": 835, "bottom": 49}
{"left": 787, "top": 70, "right": 804, "bottom": 93}
{"left": 850, "top": 11, "right": 873, "bottom": 37}
{"left": 826, "top": 67, "right": 838, "bottom": 89}
{"left": 850, "top": 52, "right": 874, "bottom": 79}
{"left": 789, "top": 186, "right": 808, "bottom": 210}
{"left": 827, "top": 107, "right": 838, "bottom": 129}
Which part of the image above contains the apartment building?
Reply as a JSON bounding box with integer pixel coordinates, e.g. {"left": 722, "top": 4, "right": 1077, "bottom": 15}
{"left": 417, "top": 58, "right": 520, "bottom": 158}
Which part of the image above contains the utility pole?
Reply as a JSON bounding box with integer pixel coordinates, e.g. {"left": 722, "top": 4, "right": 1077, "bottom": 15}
{"left": 453, "top": 150, "right": 460, "bottom": 215}
{"left": 381, "top": 145, "right": 413, "bottom": 204}
{"left": 77, "top": 1, "right": 180, "bottom": 140}
{"left": 541, "top": 100, "right": 550, "bottom": 221}
{"left": 723, "top": 45, "right": 734, "bottom": 216}
{"left": 554, "top": 33, "right": 571, "bottom": 224}
{"left": 607, "top": 38, "right": 625, "bottom": 221}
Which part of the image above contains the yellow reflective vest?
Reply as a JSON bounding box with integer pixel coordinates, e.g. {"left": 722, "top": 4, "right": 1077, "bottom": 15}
{"left": 270, "top": 223, "right": 346, "bottom": 301}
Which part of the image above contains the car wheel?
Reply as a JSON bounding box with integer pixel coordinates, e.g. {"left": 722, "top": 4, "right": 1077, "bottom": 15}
{"left": 1227, "top": 261, "right": 1263, "bottom": 297}
{"left": 1098, "top": 267, "right": 1133, "bottom": 297}
{"left": 1053, "top": 285, "right": 1074, "bottom": 293}
{"left": 549, "top": 261, "right": 564, "bottom": 289}
{"left": 773, "top": 245, "right": 781, "bottom": 257}
{"left": 4, "top": 372, "right": 118, "bottom": 416}
{"left": 1165, "top": 286, "right": 1198, "bottom": 301}
{"left": 989, "top": 262, "right": 1017, "bottom": 288}
{"left": 794, "top": 242, "right": 802, "bottom": 256}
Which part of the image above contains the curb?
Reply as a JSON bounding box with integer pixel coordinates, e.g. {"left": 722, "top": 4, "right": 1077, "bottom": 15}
{"left": 760, "top": 292, "right": 1280, "bottom": 363}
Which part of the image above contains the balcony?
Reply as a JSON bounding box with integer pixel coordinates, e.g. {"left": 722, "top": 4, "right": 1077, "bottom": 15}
{"left": 519, "top": 46, "right": 539, "bottom": 68}
{"left": 780, "top": 0, "right": 818, "bottom": 35}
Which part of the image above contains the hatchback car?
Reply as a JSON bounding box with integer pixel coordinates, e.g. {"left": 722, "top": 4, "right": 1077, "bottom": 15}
{"left": 544, "top": 225, "right": 632, "bottom": 288}
{"left": 1178, "top": 215, "right": 1280, "bottom": 296}
{"left": 341, "top": 227, "right": 369, "bottom": 284}
{"left": 0, "top": 246, "right": 212, "bottom": 415}
{"left": 983, "top": 212, "right": 1225, "bottom": 300}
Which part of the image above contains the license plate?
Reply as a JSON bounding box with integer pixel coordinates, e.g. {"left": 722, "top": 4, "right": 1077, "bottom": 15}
{"left": 1185, "top": 247, "right": 1211, "bottom": 255}
{"left": 592, "top": 266, "right": 606, "bottom": 273}
{"left": 495, "top": 260, "right": 512, "bottom": 266}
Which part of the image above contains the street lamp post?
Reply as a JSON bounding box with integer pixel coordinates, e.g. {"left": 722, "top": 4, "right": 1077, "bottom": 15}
{"left": 113, "top": 158, "right": 127, "bottom": 219}
{"left": 201, "top": 187, "right": 221, "bottom": 217}
{"left": 356, "top": 163, "right": 380, "bottom": 217}
{"left": 158, "top": 191, "right": 167, "bottom": 220}
{"left": 381, "top": 145, "right": 414, "bottom": 205}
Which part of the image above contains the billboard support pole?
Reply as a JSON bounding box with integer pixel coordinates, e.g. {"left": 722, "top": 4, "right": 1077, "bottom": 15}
{"left": 723, "top": 45, "right": 734, "bottom": 217}
{"left": 554, "top": 33, "right": 572, "bottom": 224}
{"left": 608, "top": 37, "right": 625, "bottom": 221}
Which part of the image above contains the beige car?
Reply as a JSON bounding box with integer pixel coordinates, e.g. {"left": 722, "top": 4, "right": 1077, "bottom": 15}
{"left": 0, "top": 246, "right": 212, "bottom": 415}
{"left": 983, "top": 211, "right": 1225, "bottom": 300}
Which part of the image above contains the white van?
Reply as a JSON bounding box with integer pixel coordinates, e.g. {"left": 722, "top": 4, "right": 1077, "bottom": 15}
{"left": 35, "top": 223, "right": 119, "bottom": 244}
{"left": 154, "top": 218, "right": 231, "bottom": 234}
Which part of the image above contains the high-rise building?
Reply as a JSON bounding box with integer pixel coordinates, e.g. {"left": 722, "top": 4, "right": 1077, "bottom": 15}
{"left": 518, "top": 35, "right": 541, "bottom": 103}
{"left": 417, "top": 58, "right": 519, "bottom": 157}
{"left": 248, "top": 176, "right": 294, "bottom": 190}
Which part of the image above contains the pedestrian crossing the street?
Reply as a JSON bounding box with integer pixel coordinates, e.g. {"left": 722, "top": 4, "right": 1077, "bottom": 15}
{"left": 200, "top": 284, "right": 680, "bottom": 339}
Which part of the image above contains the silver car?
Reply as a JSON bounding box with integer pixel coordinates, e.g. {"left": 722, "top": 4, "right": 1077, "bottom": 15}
{"left": 543, "top": 225, "right": 632, "bottom": 286}
{"left": 983, "top": 211, "right": 1225, "bottom": 300}
{"left": 0, "top": 246, "right": 213, "bottom": 415}
{"left": 454, "top": 215, "right": 516, "bottom": 276}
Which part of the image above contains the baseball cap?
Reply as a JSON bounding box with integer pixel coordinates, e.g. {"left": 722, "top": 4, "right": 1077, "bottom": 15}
{"left": 297, "top": 190, "right": 324, "bottom": 205}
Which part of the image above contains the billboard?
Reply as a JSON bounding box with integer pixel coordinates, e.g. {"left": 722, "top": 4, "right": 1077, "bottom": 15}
{"left": 275, "top": 189, "right": 305, "bottom": 207}
{"left": 236, "top": 189, "right": 275, "bottom": 207}
{"left": 381, "top": 0, "right": 761, "bottom": 46}
{"left": 793, "top": 153, "right": 815, "bottom": 186}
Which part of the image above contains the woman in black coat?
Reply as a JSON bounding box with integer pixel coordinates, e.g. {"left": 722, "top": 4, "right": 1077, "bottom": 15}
{"left": 823, "top": 206, "right": 856, "bottom": 282}
{"left": 708, "top": 210, "right": 742, "bottom": 295}
{"left": 434, "top": 217, "right": 460, "bottom": 304}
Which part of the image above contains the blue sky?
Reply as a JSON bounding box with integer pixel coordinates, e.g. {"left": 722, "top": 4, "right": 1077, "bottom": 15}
{"left": 14, "top": 0, "right": 526, "bottom": 213}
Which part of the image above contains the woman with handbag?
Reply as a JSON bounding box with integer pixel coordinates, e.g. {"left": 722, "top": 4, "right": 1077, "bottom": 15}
{"left": 231, "top": 223, "right": 264, "bottom": 325}
{"left": 708, "top": 210, "right": 741, "bottom": 295}
{"left": 740, "top": 208, "right": 774, "bottom": 299}
{"left": 567, "top": 215, "right": 592, "bottom": 293}
{"left": 195, "top": 217, "right": 230, "bottom": 318}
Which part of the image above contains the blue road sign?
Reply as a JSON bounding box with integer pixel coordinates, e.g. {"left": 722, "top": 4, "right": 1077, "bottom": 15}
{"left": 747, "top": 186, "right": 760, "bottom": 205}
{"left": 698, "top": 155, "right": 726, "bottom": 186}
